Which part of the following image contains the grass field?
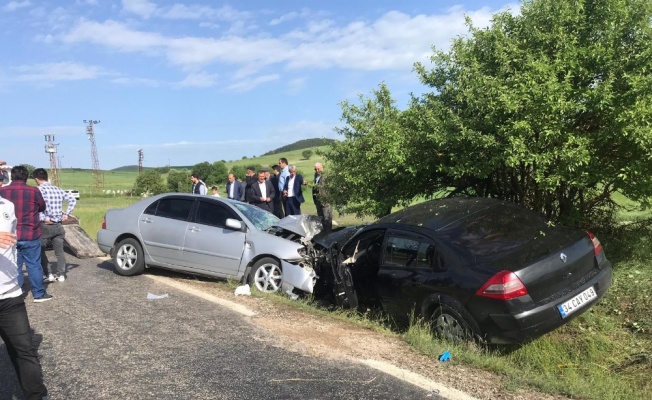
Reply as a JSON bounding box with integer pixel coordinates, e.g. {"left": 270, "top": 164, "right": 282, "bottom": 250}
{"left": 59, "top": 162, "right": 651, "bottom": 400}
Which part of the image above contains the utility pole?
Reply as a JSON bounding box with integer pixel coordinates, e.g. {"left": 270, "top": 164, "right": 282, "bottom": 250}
{"left": 44, "top": 134, "right": 60, "bottom": 187}
{"left": 84, "top": 119, "right": 102, "bottom": 192}
{"left": 138, "top": 149, "right": 144, "bottom": 174}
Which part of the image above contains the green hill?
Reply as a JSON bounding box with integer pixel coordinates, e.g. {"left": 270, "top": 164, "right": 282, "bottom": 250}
{"left": 261, "top": 138, "right": 337, "bottom": 156}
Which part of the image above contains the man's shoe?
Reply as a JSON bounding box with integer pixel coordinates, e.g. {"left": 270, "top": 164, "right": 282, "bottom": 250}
{"left": 55, "top": 275, "right": 66, "bottom": 282}
{"left": 43, "top": 274, "right": 55, "bottom": 283}
{"left": 33, "top": 294, "right": 53, "bottom": 303}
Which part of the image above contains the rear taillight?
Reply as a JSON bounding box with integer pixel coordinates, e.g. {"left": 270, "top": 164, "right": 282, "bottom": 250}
{"left": 101, "top": 216, "right": 106, "bottom": 230}
{"left": 476, "top": 270, "right": 528, "bottom": 300}
{"left": 586, "top": 231, "right": 603, "bottom": 256}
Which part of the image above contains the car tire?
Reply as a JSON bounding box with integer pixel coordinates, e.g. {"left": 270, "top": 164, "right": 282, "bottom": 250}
{"left": 430, "top": 304, "right": 476, "bottom": 343}
{"left": 114, "top": 238, "right": 145, "bottom": 276}
{"left": 249, "top": 257, "right": 283, "bottom": 293}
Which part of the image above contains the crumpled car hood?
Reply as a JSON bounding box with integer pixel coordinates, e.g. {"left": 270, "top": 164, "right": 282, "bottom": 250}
{"left": 272, "top": 214, "right": 323, "bottom": 240}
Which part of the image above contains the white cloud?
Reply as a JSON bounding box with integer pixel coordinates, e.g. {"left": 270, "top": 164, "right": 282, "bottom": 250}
{"left": 4, "top": 1, "right": 31, "bottom": 12}
{"left": 61, "top": 20, "right": 167, "bottom": 52}
{"left": 122, "top": 0, "right": 157, "bottom": 19}
{"left": 53, "top": 4, "right": 515, "bottom": 87}
{"left": 175, "top": 72, "right": 218, "bottom": 88}
{"left": 227, "top": 74, "right": 279, "bottom": 92}
{"left": 11, "top": 62, "right": 105, "bottom": 82}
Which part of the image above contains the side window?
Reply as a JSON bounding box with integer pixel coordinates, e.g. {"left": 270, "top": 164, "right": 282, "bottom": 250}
{"left": 144, "top": 201, "right": 158, "bottom": 215}
{"left": 383, "top": 234, "right": 442, "bottom": 270}
{"left": 195, "top": 201, "right": 236, "bottom": 228}
{"left": 384, "top": 236, "right": 419, "bottom": 267}
{"left": 343, "top": 230, "right": 385, "bottom": 260}
{"left": 155, "top": 198, "right": 194, "bottom": 221}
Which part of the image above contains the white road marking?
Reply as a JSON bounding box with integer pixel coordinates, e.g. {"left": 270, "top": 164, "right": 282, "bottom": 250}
{"left": 146, "top": 275, "right": 256, "bottom": 317}
{"left": 148, "top": 274, "right": 477, "bottom": 399}
{"left": 361, "top": 359, "right": 480, "bottom": 400}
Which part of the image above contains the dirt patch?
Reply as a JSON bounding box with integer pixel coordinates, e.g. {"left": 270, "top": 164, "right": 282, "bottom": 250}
{"left": 169, "top": 277, "right": 565, "bottom": 400}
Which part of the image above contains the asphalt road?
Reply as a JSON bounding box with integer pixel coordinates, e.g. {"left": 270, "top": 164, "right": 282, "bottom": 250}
{"left": 1, "top": 252, "right": 444, "bottom": 400}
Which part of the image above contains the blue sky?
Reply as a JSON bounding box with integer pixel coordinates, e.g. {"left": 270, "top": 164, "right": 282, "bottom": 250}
{"left": 0, "top": 0, "right": 517, "bottom": 170}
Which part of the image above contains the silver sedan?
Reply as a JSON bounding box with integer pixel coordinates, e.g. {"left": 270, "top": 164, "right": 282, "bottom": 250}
{"left": 97, "top": 193, "right": 318, "bottom": 294}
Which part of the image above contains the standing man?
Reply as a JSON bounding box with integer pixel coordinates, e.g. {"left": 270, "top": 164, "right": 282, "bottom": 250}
{"left": 0, "top": 196, "right": 49, "bottom": 399}
{"left": 312, "top": 162, "right": 332, "bottom": 232}
{"left": 269, "top": 165, "right": 283, "bottom": 218}
{"left": 226, "top": 173, "right": 244, "bottom": 201}
{"left": 243, "top": 166, "right": 257, "bottom": 203}
{"left": 190, "top": 173, "right": 207, "bottom": 195}
{"left": 250, "top": 170, "right": 275, "bottom": 213}
{"left": 0, "top": 166, "right": 51, "bottom": 302}
{"left": 282, "top": 165, "right": 305, "bottom": 216}
{"left": 277, "top": 158, "right": 290, "bottom": 217}
{"left": 33, "top": 168, "right": 77, "bottom": 283}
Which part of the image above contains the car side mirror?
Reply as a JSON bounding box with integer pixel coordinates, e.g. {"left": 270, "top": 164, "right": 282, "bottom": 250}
{"left": 225, "top": 218, "right": 246, "bottom": 232}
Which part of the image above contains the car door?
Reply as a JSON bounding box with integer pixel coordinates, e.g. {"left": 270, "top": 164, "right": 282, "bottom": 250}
{"left": 138, "top": 196, "right": 194, "bottom": 266}
{"left": 375, "top": 230, "right": 441, "bottom": 324}
{"left": 181, "top": 199, "right": 246, "bottom": 276}
{"left": 342, "top": 229, "right": 386, "bottom": 308}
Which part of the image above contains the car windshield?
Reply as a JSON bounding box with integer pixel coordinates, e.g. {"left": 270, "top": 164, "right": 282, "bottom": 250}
{"left": 232, "top": 202, "right": 279, "bottom": 231}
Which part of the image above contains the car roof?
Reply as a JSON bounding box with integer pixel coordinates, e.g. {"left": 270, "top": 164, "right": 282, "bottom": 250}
{"left": 377, "top": 197, "right": 512, "bottom": 231}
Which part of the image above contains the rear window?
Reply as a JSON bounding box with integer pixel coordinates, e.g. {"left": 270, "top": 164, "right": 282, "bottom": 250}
{"left": 438, "top": 204, "right": 549, "bottom": 257}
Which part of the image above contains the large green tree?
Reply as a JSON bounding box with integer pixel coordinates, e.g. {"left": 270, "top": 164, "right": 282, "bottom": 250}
{"left": 326, "top": 0, "right": 652, "bottom": 226}
{"left": 132, "top": 169, "right": 167, "bottom": 196}
{"left": 166, "top": 169, "right": 190, "bottom": 192}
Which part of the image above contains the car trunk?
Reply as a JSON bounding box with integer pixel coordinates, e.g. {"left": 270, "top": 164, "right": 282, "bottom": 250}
{"left": 490, "top": 229, "right": 599, "bottom": 304}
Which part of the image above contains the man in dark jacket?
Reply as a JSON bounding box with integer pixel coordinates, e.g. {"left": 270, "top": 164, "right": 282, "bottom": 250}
{"left": 249, "top": 170, "right": 275, "bottom": 213}
{"left": 226, "top": 173, "right": 244, "bottom": 200}
{"left": 282, "top": 165, "right": 304, "bottom": 215}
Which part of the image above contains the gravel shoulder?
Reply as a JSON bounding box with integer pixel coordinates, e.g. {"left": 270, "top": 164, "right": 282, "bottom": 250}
{"left": 161, "top": 274, "right": 567, "bottom": 400}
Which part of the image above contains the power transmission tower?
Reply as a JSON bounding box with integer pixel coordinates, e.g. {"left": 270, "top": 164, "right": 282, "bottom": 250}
{"left": 138, "top": 149, "right": 144, "bottom": 174}
{"left": 84, "top": 119, "right": 103, "bottom": 192}
{"left": 44, "top": 134, "right": 60, "bottom": 187}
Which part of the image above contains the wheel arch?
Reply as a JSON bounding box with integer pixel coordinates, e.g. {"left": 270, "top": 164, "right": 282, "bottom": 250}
{"left": 421, "top": 293, "right": 483, "bottom": 338}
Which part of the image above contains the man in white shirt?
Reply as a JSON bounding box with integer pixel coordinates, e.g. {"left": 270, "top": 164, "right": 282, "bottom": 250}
{"left": 0, "top": 195, "right": 49, "bottom": 399}
{"left": 282, "top": 165, "right": 305, "bottom": 215}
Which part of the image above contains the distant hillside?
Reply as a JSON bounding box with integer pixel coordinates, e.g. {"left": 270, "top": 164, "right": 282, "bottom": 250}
{"left": 261, "top": 138, "right": 337, "bottom": 156}
{"left": 111, "top": 165, "right": 190, "bottom": 172}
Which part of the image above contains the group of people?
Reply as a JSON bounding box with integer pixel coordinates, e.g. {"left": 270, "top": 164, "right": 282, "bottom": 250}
{"left": 0, "top": 164, "right": 76, "bottom": 400}
{"left": 190, "top": 158, "right": 332, "bottom": 231}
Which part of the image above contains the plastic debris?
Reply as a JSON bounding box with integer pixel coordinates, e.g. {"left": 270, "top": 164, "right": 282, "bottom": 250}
{"left": 147, "top": 293, "right": 169, "bottom": 300}
{"left": 438, "top": 350, "right": 451, "bottom": 362}
{"left": 234, "top": 284, "right": 251, "bottom": 296}
{"left": 286, "top": 289, "right": 299, "bottom": 300}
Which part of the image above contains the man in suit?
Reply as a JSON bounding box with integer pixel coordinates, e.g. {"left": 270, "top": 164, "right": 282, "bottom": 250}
{"left": 250, "top": 170, "right": 275, "bottom": 213}
{"left": 269, "top": 165, "right": 283, "bottom": 218}
{"left": 243, "top": 166, "right": 257, "bottom": 203}
{"left": 312, "top": 162, "right": 332, "bottom": 231}
{"left": 226, "top": 173, "right": 244, "bottom": 201}
{"left": 282, "top": 165, "right": 304, "bottom": 215}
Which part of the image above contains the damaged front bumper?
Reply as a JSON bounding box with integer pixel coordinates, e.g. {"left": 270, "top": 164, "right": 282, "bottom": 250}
{"left": 280, "top": 260, "right": 317, "bottom": 294}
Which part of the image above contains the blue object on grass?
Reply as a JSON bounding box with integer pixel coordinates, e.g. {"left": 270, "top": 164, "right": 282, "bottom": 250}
{"left": 438, "top": 350, "right": 451, "bottom": 362}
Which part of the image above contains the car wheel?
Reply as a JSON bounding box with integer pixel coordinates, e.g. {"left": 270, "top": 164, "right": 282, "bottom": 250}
{"left": 249, "top": 257, "right": 283, "bottom": 293}
{"left": 431, "top": 305, "right": 474, "bottom": 343}
{"left": 114, "top": 238, "right": 145, "bottom": 276}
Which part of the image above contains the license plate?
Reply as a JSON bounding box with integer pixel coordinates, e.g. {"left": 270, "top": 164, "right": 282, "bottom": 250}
{"left": 557, "top": 286, "right": 597, "bottom": 318}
